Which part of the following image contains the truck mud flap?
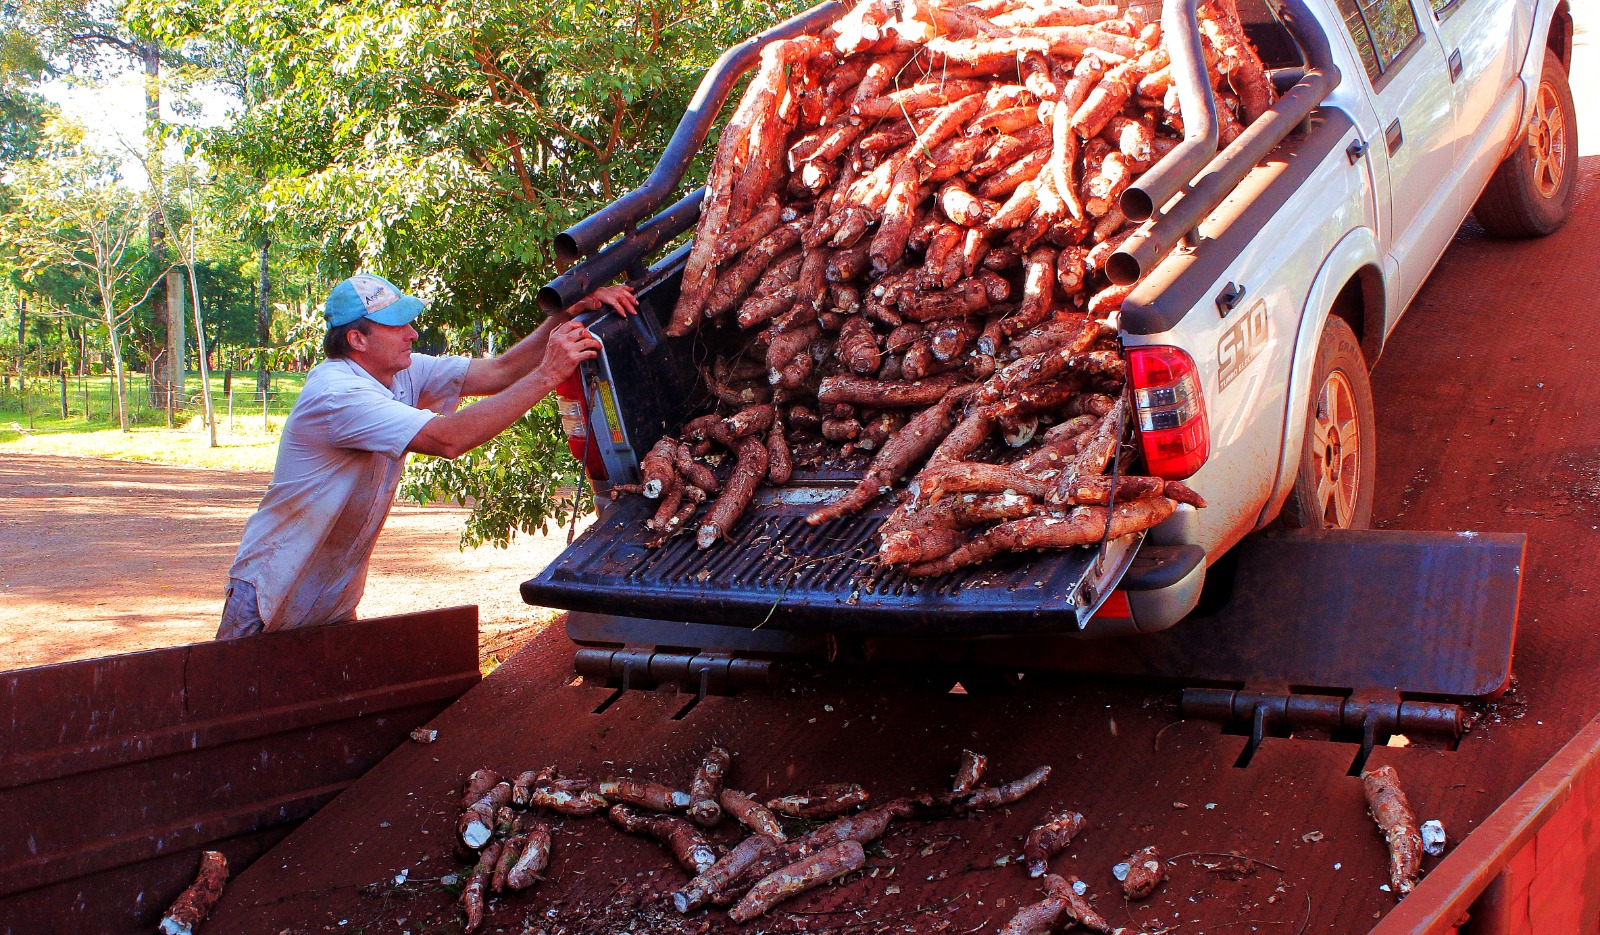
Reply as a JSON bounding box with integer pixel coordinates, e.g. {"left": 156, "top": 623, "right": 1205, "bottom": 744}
{"left": 0, "top": 608, "right": 480, "bottom": 935}
{"left": 522, "top": 487, "right": 1141, "bottom": 635}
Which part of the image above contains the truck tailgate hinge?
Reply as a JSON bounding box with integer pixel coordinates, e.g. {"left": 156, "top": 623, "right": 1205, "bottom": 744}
{"left": 574, "top": 647, "right": 775, "bottom": 720}
{"left": 1181, "top": 687, "right": 1463, "bottom": 775}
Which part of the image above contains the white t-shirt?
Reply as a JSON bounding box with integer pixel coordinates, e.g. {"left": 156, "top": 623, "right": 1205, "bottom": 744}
{"left": 228, "top": 353, "right": 471, "bottom": 631}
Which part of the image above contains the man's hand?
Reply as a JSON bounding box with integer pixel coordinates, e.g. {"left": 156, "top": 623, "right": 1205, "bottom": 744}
{"left": 540, "top": 320, "right": 603, "bottom": 383}
{"left": 572, "top": 284, "right": 639, "bottom": 317}
{"left": 461, "top": 292, "right": 626, "bottom": 398}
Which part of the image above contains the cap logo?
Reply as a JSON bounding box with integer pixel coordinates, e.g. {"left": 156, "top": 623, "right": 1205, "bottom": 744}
{"left": 349, "top": 274, "right": 401, "bottom": 314}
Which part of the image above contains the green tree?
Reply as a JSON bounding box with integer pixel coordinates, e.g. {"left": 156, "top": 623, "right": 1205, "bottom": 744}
{"left": 0, "top": 21, "right": 55, "bottom": 164}
{"left": 11, "top": 0, "right": 194, "bottom": 402}
{"left": 5, "top": 133, "right": 160, "bottom": 431}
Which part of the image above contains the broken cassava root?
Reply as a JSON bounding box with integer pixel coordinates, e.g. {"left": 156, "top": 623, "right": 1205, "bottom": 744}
{"left": 721, "top": 788, "right": 787, "bottom": 839}
{"left": 697, "top": 435, "right": 768, "bottom": 549}
{"left": 595, "top": 777, "right": 693, "bottom": 812}
{"left": 683, "top": 802, "right": 905, "bottom": 913}
{"left": 675, "top": 833, "right": 783, "bottom": 913}
{"left": 505, "top": 822, "right": 552, "bottom": 890}
{"left": 609, "top": 805, "right": 720, "bottom": 875}
{"left": 159, "top": 850, "right": 228, "bottom": 935}
{"left": 688, "top": 746, "right": 732, "bottom": 827}
{"left": 952, "top": 749, "right": 989, "bottom": 794}
{"left": 999, "top": 873, "right": 1111, "bottom": 935}
{"left": 1025, "top": 811, "right": 1085, "bottom": 877}
{"left": 460, "top": 841, "right": 501, "bottom": 933}
{"left": 1114, "top": 845, "right": 1165, "bottom": 899}
{"left": 767, "top": 782, "right": 871, "bottom": 819}
{"left": 727, "top": 840, "right": 867, "bottom": 923}
{"left": 1363, "top": 764, "right": 1424, "bottom": 896}
{"left": 459, "top": 781, "right": 513, "bottom": 849}
{"left": 899, "top": 764, "right": 1053, "bottom": 819}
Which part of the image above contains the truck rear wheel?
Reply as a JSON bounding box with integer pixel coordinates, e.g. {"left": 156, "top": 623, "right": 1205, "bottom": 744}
{"left": 1472, "top": 54, "right": 1578, "bottom": 237}
{"left": 1280, "top": 317, "right": 1375, "bottom": 530}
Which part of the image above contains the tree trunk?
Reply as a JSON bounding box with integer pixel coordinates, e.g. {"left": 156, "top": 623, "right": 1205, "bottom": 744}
{"left": 165, "top": 266, "right": 185, "bottom": 411}
{"left": 100, "top": 295, "right": 130, "bottom": 433}
{"left": 256, "top": 237, "right": 271, "bottom": 394}
{"left": 185, "top": 257, "right": 218, "bottom": 447}
{"left": 15, "top": 295, "right": 25, "bottom": 400}
{"left": 59, "top": 318, "right": 69, "bottom": 418}
{"left": 142, "top": 40, "right": 185, "bottom": 412}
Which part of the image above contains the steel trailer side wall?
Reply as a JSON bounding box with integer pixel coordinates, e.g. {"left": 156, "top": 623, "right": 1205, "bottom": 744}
{"left": 0, "top": 607, "right": 480, "bottom": 935}
{"left": 1372, "top": 713, "right": 1600, "bottom": 935}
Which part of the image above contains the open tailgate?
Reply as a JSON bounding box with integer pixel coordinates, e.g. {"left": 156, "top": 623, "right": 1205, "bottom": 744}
{"left": 521, "top": 485, "right": 1141, "bottom": 635}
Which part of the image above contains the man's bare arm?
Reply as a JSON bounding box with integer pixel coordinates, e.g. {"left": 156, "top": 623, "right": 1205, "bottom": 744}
{"left": 410, "top": 321, "right": 600, "bottom": 459}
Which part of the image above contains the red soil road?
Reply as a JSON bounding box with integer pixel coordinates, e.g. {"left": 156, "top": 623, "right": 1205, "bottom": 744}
{"left": 0, "top": 455, "right": 580, "bottom": 672}
{"left": 203, "top": 160, "right": 1600, "bottom": 933}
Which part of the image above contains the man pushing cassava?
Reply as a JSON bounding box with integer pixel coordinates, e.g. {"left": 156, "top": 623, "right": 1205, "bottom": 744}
{"left": 216, "top": 273, "right": 635, "bottom": 638}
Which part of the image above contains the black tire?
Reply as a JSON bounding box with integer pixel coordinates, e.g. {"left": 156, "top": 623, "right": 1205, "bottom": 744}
{"left": 1473, "top": 54, "right": 1579, "bottom": 237}
{"left": 1279, "top": 316, "right": 1375, "bottom": 530}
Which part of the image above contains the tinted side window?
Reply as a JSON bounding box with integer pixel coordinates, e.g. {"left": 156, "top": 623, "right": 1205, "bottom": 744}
{"left": 1335, "top": 0, "right": 1423, "bottom": 83}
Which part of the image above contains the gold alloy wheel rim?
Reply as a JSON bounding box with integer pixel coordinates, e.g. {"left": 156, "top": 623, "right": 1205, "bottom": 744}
{"left": 1529, "top": 79, "right": 1567, "bottom": 199}
{"left": 1311, "top": 370, "right": 1361, "bottom": 528}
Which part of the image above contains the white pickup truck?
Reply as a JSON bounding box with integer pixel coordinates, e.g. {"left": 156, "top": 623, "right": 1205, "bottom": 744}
{"left": 524, "top": 0, "right": 1576, "bottom": 648}
{"left": 1109, "top": 0, "right": 1577, "bottom": 625}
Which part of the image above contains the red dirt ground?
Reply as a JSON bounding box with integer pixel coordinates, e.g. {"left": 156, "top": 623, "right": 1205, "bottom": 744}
{"left": 0, "top": 455, "right": 581, "bottom": 672}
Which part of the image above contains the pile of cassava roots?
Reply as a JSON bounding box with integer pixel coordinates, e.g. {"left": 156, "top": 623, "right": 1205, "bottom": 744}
{"left": 451, "top": 749, "right": 1060, "bottom": 931}
{"left": 612, "top": 0, "right": 1276, "bottom": 575}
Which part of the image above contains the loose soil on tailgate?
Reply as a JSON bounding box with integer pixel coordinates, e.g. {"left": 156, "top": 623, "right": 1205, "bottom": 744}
{"left": 0, "top": 453, "right": 581, "bottom": 672}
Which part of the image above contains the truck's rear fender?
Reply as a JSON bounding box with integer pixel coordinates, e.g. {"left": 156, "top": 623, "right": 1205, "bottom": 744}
{"left": 1509, "top": 0, "right": 1571, "bottom": 153}
{"left": 1122, "top": 108, "right": 1374, "bottom": 562}
{"left": 1254, "top": 226, "right": 1386, "bottom": 531}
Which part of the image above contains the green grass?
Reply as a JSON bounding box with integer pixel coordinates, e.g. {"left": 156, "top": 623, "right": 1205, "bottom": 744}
{"left": 0, "top": 371, "right": 307, "bottom": 472}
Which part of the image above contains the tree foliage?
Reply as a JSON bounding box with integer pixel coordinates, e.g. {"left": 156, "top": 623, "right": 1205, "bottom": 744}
{"left": 0, "top": 20, "right": 55, "bottom": 164}
{"left": 135, "top": 0, "right": 803, "bottom": 331}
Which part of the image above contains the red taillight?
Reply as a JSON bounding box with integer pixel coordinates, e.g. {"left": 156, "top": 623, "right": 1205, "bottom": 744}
{"left": 1128, "top": 345, "right": 1209, "bottom": 480}
{"left": 555, "top": 374, "right": 609, "bottom": 481}
{"left": 1092, "top": 590, "right": 1131, "bottom": 619}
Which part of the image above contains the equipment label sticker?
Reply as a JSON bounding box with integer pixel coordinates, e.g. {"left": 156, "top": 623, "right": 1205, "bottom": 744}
{"left": 596, "top": 380, "right": 626, "bottom": 444}
{"left": 1218, "top": 299, "right": 1268, "bottom": 394}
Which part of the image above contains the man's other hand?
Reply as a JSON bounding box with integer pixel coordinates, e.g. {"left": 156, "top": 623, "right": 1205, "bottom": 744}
{"left": 542, "top": 320, "right": 603, "bottom": 382}
{"left": 573, "top": 284, "right": 639, "bottom": 317}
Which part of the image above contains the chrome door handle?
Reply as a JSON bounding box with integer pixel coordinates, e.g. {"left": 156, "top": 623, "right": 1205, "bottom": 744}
{"left": 1448, "top": 49, "right": 1463, "bottom": 82}
{"left": 1385, "top": 119, "right": 1404, "bottom": 156}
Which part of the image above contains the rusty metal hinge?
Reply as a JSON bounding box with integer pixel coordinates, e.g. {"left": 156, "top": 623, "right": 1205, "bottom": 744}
{"left": 1181, "top": 687, "right": 1463, "bottom": 775}
{"left": 574, "top": 648, "right": 774, "bottom": 720}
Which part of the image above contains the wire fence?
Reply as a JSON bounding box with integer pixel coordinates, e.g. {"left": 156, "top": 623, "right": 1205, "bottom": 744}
{"left": 0, "top": 370, "right": 298, "bottom": 433}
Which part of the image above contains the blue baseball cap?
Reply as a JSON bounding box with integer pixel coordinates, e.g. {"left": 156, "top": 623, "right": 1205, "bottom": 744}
{"left": 324, "top": 274, "right": 426, "bottom": 328}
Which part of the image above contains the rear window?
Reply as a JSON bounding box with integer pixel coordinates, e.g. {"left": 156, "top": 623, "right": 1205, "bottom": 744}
{"left": 1335, "top": 0, "right": 1422, "bottom": 83}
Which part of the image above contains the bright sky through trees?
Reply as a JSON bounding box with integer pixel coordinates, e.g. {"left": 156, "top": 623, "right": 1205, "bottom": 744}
{"left": 37, "top": 72, "right": 236, "bottom": 188}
